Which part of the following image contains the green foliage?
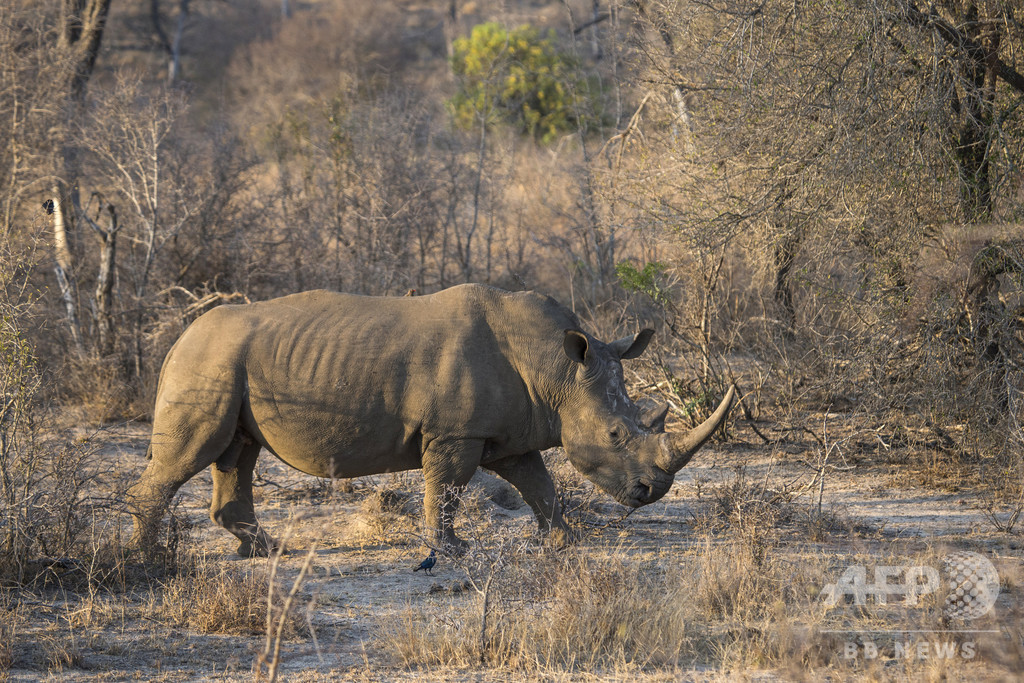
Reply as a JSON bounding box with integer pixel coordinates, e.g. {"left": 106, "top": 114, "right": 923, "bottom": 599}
{"left": 615, "top": 260, "right": 670, "bottom": 306}
{"left": 449, "top": 22, "right": 597, "bottom": 142}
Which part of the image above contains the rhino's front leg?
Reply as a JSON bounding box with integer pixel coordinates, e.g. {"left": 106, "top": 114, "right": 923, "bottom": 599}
{"left": 421, "top": 438, "right": 483, "bottom": 554}
{"left": 487, "top": 450, "right": 573, "bottom": 547}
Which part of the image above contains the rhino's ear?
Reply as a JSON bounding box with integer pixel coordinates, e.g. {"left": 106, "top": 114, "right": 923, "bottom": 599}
{"left": 563, "top": 330, "right": 590, "bottom": 365}
{"left": 610, "top": 328, "right": 654, "bottom": 360}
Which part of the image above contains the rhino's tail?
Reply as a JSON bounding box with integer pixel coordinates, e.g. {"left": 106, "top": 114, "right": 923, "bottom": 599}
{"left": 145, "top": 443, "right": 153, "bottom": 460}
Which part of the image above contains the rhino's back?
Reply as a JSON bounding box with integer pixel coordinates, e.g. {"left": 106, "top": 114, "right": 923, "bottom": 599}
{"left": 159, "top": 285, "right": 573, "bottom": 477}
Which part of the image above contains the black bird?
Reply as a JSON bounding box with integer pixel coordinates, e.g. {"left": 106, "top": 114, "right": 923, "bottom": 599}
{"left": 42, "top": 199, "right": 54, "bottom": 215}
{"left": 413, "top": 549, "right": 436, "bottom": 576}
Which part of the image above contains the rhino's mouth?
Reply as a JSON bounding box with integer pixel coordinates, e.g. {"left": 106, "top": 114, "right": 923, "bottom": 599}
{"left": 622, "top": 473, "right": 673, "bottom": 508}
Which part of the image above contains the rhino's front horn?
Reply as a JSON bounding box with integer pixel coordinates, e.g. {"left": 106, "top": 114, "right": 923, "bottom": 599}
{"left": 657, "top": 385, "right": 737, "bottom": 473}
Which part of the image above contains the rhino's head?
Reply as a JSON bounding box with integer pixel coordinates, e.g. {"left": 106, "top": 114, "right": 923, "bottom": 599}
{"left": 558, "top": 328, "right": 735, "bottom": 508}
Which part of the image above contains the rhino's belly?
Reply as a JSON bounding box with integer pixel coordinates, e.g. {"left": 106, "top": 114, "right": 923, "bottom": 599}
{"left": 242, "top": 402, "right": 422, "bottom": 479}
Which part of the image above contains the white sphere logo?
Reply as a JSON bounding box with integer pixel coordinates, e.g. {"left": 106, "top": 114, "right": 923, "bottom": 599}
{"left": 943, "top": 551, "right": 999, "bottom": 620}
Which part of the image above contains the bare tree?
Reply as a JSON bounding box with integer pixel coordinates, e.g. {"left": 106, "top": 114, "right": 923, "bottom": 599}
{"left": 77, "top": 196, "right": 119, "bottom": 356}
{"left": 74, "top": 74, "right": 190, "bottom": 376}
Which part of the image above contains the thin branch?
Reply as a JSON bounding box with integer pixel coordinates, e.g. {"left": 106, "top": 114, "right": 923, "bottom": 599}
{"left": 573, "top": 12, "right": 610, "bottom": 35}
{"left": 900, "top": 2, "right": 1024, "bottom": 94}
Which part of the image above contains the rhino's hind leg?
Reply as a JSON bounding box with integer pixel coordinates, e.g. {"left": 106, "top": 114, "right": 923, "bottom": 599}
{"left": 210, "top": 434, "right": 277, "bottom": 557}
{"left": 127, "top": 475, "right": 180, "bottom": 553}
{"left": 128, "top": 421, "right": 236, "bottom": 553}
{"left": 422, "top": 438, "right": 483, "bottom": 554}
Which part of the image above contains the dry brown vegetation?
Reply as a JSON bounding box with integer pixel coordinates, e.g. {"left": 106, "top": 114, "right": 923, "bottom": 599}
{"left": 2, "top": 0, "right": 1024, "bottom": 679}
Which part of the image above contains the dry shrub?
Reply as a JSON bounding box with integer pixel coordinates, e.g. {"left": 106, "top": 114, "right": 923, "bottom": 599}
{"left": 0, "top": 434, "right": 102, "bottom": 586}
{"left": 690, "top": 468, "right": 795, "bottom": 534}
{"left": 61, "top": 354, "right": 134, "bottom": 425}
{"left": 39, "top": 633, "right": 84, "bottom": 673}
{"left": 0, "top": 417, "right": 112, "bottom": 588}
{"left": 544, "top": 449, "right": 620, "bottom": 532}
{"left": 1, "top": 239, "right": 125, "bottom": 588}
{"left": 378, "top": 533, "right": 833, "bottom": 673}
{"left": 0, "top": 594, "right": 16, "bottom": 672}
{"left": 345, "top": 485, "right": 420, "bottom": 546}
{"left": 147, "top": 551, "right": 302, "bottom": 636}
{"left": 225, "top": 0, "right": 408, "bottom": 138}
{"left": 687, "top": 466, "right": 850, "bottom": 549}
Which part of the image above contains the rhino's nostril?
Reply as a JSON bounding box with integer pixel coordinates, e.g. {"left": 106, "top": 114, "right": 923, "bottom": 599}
{"left": 636, "top": 480, "right": 655, "bottom": 502}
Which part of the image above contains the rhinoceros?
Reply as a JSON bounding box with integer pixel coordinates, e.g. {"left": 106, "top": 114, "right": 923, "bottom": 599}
{"left": 128, "top": 284, "right": 735, "bottom": 556}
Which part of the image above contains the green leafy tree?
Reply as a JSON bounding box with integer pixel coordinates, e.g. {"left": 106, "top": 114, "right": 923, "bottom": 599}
{"left": 449, "top": 22, "right": 596, "bottom": 143}
{"left": 616, "top": 260, "right": 670, "bottom": 307}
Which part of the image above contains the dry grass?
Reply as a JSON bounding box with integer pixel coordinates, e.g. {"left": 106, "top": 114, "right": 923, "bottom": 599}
{"left": 687, "top": 466, "right": 850, "bottom": 549}
{"left": 146, "top": 550, "right": 305, "bottom": 637}
{"left": 377, "top": 525, "right": 839, "bottom": 674}
{"left": 379, "top": 532, "right": 1024, "bottom": 678}
{"left": 2, "top": 0, "right": 1022, "bottom": 680}
{"left": 61, "top": 355, "right": 135, "bottom": 426}
{"left": 345, "top": 486, "right": 422, "bottom": 547}
{"left": 0, "top": 593, "right": 16, "bottom": 673}
{"left": 0, "top": 442, "right": 1017, "bottom": 680}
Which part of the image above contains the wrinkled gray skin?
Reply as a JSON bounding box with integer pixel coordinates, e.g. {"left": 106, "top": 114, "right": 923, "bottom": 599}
{"left": 128, "top": 284, "right": 735, "bottom": 556}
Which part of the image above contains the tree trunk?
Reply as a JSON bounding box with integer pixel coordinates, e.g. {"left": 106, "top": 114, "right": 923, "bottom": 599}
{"left": 898, "top": 2, "right": 1024, "bottom": 222}
{"left": 961, "top": 239, "right": 1024, "bottom": 413}
{"left": 954, "top": 4, "right": 994, "bottom": 222}
{"left": 168, "top": 0, "right": 190, "bottom": 83}
{"left": 60, "top": 0, "right": 113, "bottom": 104}
{"left": 92, "top": 203, "right": 118, "bottom": 357}
{"left": 52, "top": 0, "right": 114, "bottom": 353}
{"left": 444, "top": 1, "right": 458, "bottom": 73}
{"left": 773, "top": 243, "right": 796, "bottom": 328}
{"left": 50, "top": 189, "right": 85, "bottom": 357}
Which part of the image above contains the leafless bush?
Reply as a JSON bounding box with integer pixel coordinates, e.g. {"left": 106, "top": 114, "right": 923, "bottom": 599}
{"left": 150, "top": 551, "right": 272, "bottom": 635}
{"left": 256, "top": 544, "right": 319, "bottom": 682}
{"left": 0, "top": 236, "right": 115, "bottom": 586}
{"left": 689, "top": 468, "right": 795, "bottom": 536}
{"left": 70, "top": 74, "right": 255, "bottom": 399}
{"left": 0, "top": 3, "right": 67, "bottom": 238}
{"left": 879, "top": 232, "right": 1024, "bottom": 497}
{"left": 145, "top": 522, "right": 314, "bottom": 644}
{"left": 0, "top": 591, "right": 15, "bottom": 672}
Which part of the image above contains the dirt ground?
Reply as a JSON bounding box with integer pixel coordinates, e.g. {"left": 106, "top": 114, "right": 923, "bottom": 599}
{"left": 4, "top": 418, "right": 1023, "bottom": 682}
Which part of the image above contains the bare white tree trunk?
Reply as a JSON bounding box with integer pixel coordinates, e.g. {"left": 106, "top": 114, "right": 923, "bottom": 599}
{"left": 50, "top": 190, "right": 85, "bottom": 357}
{"left": 167, "top": 0, "right": 190, "bottom": 84}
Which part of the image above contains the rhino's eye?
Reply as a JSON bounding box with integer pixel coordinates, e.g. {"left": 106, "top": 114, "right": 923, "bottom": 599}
{"left": 609, "top": 426, "right": 622, "bottom": 440}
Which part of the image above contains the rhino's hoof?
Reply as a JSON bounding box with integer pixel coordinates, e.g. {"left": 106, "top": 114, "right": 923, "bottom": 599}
{"left": 126, "top": 534, "right": 166, "bottom": 560}
{"left": 237, "top": 538, "right": 280, "bottom": 558}
{"left": 440, "top": 537, "right": 470, "bottom": 558}
{"left": 546, "top": 527, "right": 577, "bottom": 549}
